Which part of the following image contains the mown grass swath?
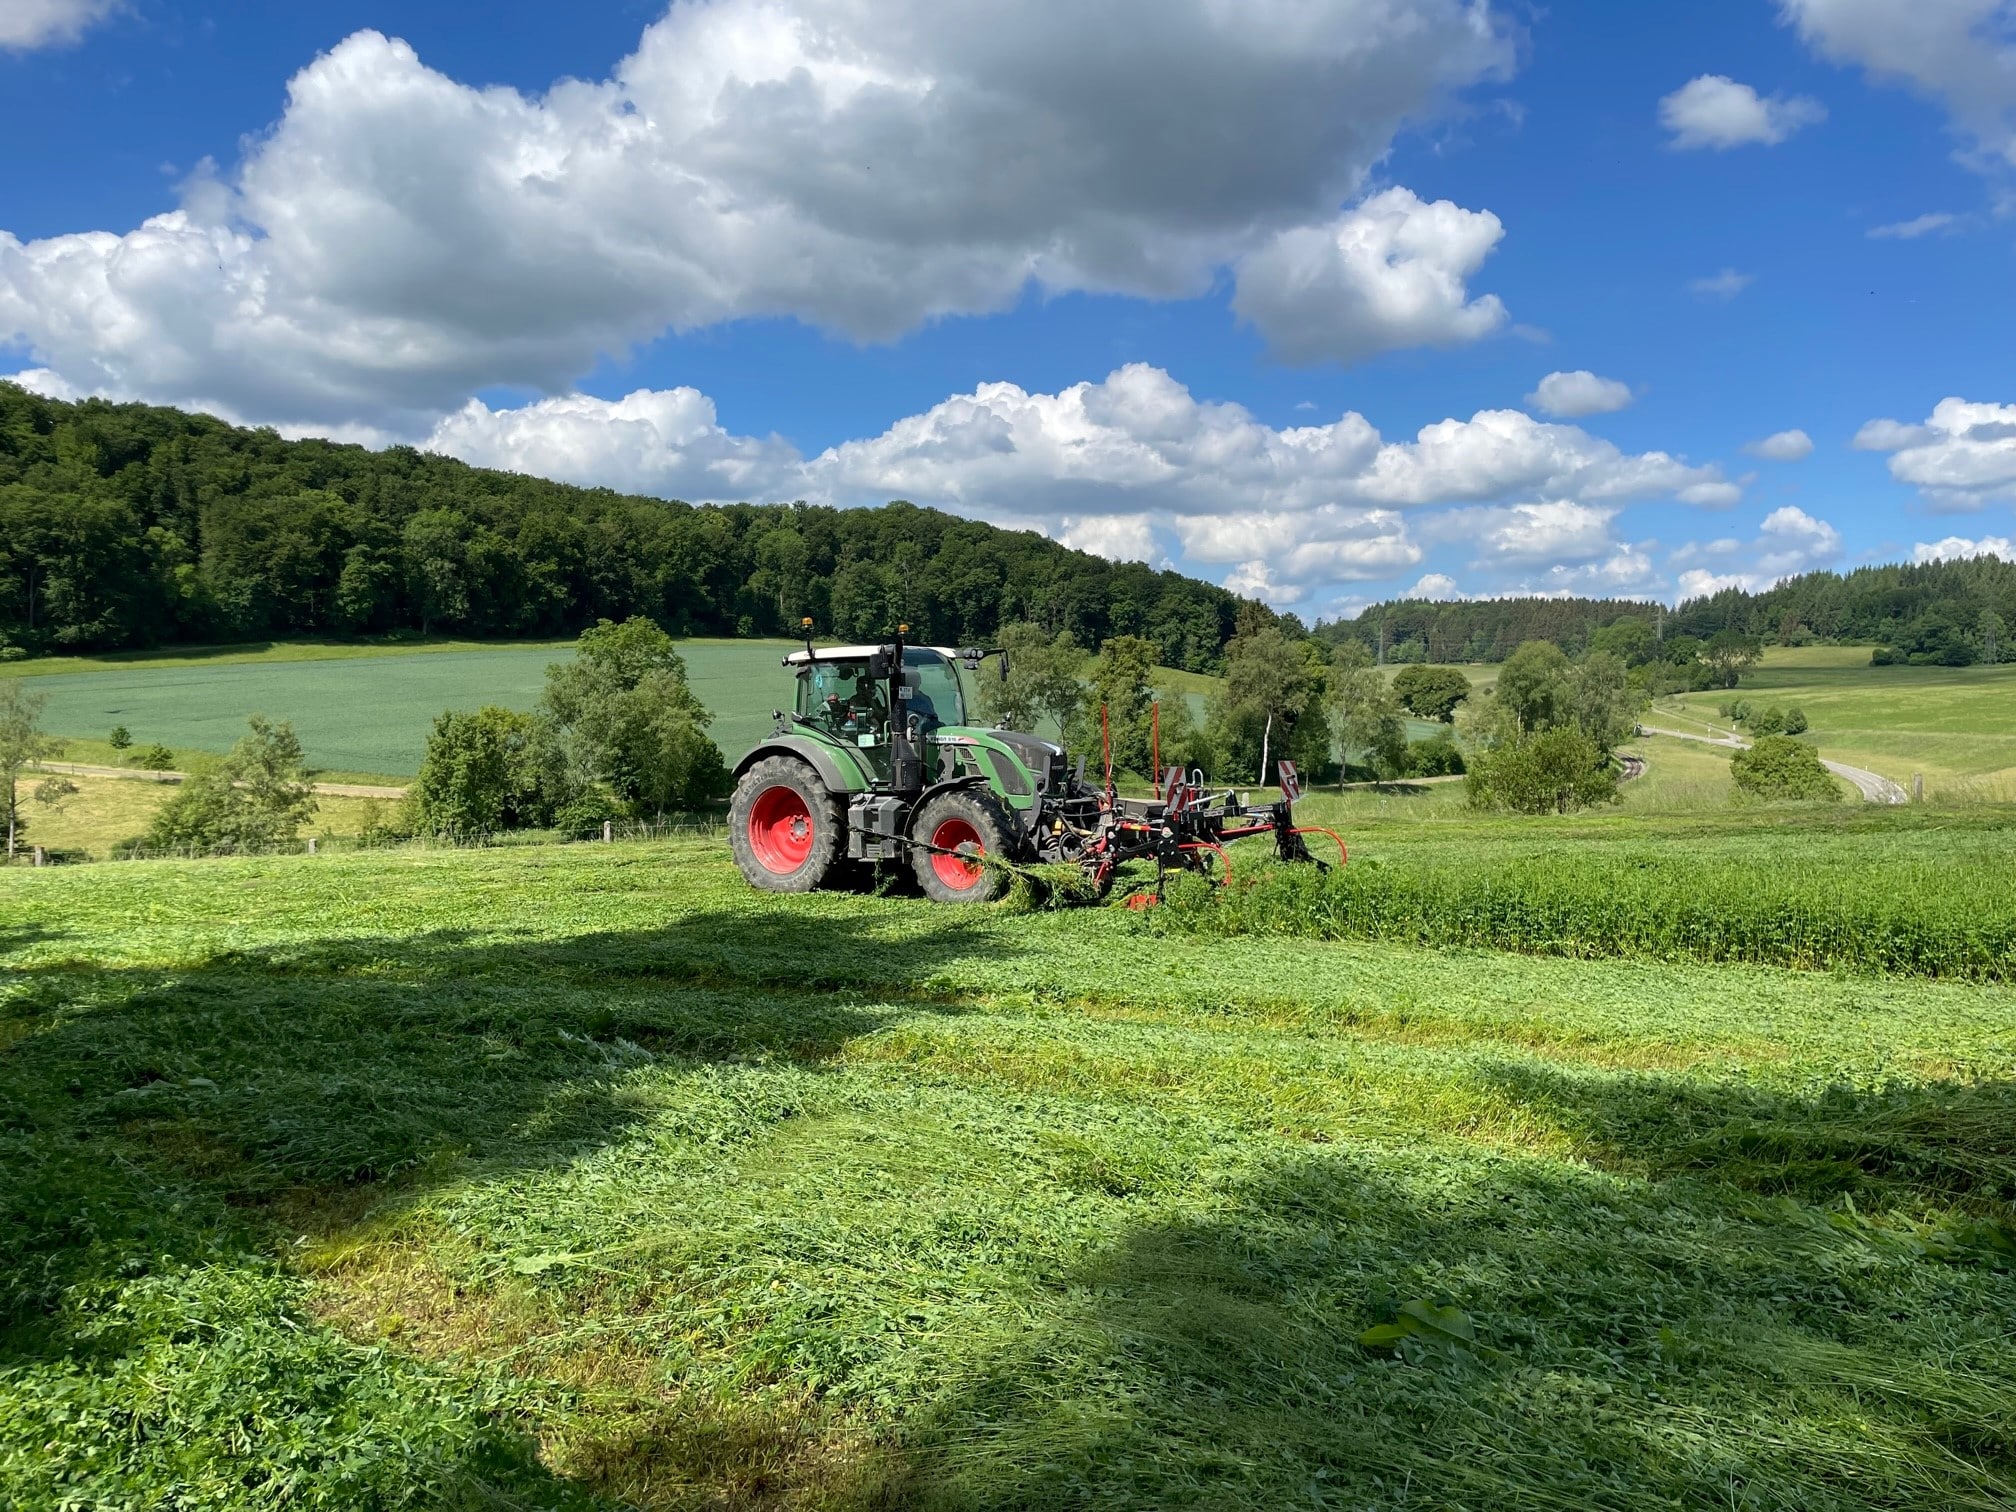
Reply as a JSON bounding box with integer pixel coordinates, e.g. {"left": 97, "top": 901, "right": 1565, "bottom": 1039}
{"left": 1154, "top": 819, "right": 2016, "bottom": 979}
{"left": 5, "top": 841, "right": 2016, "bottom": 1508}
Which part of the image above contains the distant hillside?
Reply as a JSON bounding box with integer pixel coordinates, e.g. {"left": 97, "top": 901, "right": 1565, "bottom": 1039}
{"left": 1318, "top": 557, "right": 2016, "bottom": 665}
{"left": 0, "top": 386, "right": 1252, "bottom": 671}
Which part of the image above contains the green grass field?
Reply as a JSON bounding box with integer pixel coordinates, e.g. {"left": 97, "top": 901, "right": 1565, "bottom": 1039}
{"left": 1663, "top": 646, "right": 2016, "bottom": 795}
{"left": 13, "top": 639, "right": 808, "bottom": 779}
{"left": 5, "top": 833, "right": 2015, "bottom": 1509}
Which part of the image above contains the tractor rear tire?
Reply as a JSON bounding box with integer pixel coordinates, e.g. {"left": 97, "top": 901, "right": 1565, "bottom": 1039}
{"left": 911, "top": 789, "right": 1014, "bottom": 904}
{"left": 730, "top": 756, "right": 843, "bottom": 893}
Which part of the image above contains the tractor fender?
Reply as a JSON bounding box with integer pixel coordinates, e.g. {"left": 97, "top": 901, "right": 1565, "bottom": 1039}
{"left": 904, "top": 775, "right": 990, "bottom": 836}
{"left": 733, "top": 736, "right": 862, "bottom": 796}
{"left": 907, "top": 776, "right": 1039, "bottom": 852}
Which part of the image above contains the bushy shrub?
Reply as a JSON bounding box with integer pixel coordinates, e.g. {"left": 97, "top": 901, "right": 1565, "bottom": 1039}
{"left": 108, "top": 724, "right": 131, "bottom": 751}
{"left": 1747, "top": 706, "right": 1786, "bottom": 736}
{"left": 543, "top": 618, "right": 729, "bottom": 816}
{"left": 1731, "top": 734, "right": 1840, "bottom": 802}
{"left": 554, "top": 792, "right": 625, "bottom": 839}
{"left": 143, "top": 717, "right": 316, "bottom": 852}
{"left": 1402, "top": 732, "right": 1466, "bottom": 778}
{"left": 1391, "top": 665, "right": 1472, "bottom": 723}
{"left": 134, "top": 743, "right": 175, "bottom": 771}
{"left": 1465, "top": 728, "right": 1618, "bottom": 815}
{"left": 1783, "top": 706, "right": 1809, "bottom": 735}
{"left": 407, "top": 706, "right": 573, "bottom": 838}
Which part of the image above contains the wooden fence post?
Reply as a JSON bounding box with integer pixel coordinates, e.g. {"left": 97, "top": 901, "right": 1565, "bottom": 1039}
{"left": 307, "top": 837, "right": 318, "bottom": 856}
{"left": 603, "top": 820, "right": 614, "bottom": 843}
{"left": 32, "top": 847, "right": 45, "bottom": 868}
{"left": 1912, "top": 773, "right": 1924, "bottom": 803}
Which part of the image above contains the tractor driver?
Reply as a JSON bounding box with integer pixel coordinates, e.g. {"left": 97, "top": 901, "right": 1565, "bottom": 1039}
{"left": 818, "top": 665, "right": 886, "bottom": 737}
{"left": 845, "top": 671, "right": 887, "bottom": 736}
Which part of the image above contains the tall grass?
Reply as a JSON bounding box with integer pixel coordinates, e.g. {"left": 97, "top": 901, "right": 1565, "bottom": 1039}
{"left": 1156, "top": 843, "right": 2016, "bottom": 979}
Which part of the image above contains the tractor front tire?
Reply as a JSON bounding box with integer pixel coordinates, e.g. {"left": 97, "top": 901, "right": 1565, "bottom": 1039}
{"left": 730, "top": 756, "right": 843, "bottom": 893}
{"left": 910, "top": 789, "right": 1014, "bottom": 904}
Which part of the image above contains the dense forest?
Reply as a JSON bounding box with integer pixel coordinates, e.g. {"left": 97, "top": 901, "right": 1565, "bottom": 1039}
{"left": 0, "top": 387, "right": 1248, "bottom": 671}
{"left": 1319, "top": 557, "right": 2016, "bottom": 665}
{"left": 4, "top": 385, "right": 2010, "bottom": 670}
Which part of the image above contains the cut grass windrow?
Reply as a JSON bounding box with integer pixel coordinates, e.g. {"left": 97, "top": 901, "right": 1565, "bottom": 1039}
{"left": 1155, "top": 838, "right": 2016, "bottom": 980}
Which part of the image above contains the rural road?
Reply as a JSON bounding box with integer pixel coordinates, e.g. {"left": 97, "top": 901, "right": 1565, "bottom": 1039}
{"left": 32, "top": 760, "right": 408, "bottom": 800}
{"left": 1637, "top": 725, "right": 1907, "bottom": 805}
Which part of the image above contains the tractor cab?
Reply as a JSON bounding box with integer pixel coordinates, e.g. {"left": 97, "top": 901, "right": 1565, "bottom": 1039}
{"left": 788, "top": 645, "right": 968, "bottom": 746}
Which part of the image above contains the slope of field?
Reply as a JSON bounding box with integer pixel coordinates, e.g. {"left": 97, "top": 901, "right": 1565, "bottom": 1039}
{"left": 5, "top": 839, "right": 2014, "bottom": 1508}
{"left": 1663, "top": 646, "right": 2016, "bottom": 794}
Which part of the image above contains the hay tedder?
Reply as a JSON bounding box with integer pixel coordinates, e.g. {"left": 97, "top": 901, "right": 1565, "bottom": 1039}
{"left": 727, "top": 623, "right": 1344, "bottom": 904}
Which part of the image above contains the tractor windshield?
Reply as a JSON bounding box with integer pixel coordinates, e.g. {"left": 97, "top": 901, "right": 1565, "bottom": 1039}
{"left": 799, "top": 659, "right": 887, "bottom": 738}
{"left": 902, "top": 650, "right": 966, "bottom": 732}
{"left": 795, "top": 649, "right": 966, "bottom": 739}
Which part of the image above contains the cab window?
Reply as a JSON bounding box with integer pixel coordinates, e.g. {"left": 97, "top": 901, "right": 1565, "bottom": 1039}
{"left": 797, "top": 660, "right": 886, "bottom": 736}
{"left": 903, "top": 650, "right": 966, "bottom": 731}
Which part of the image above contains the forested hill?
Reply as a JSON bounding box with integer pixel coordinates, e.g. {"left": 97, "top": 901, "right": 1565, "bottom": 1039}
{"left": 0, "top": 385, "right": 1250, "bottom": 670}
{"left": 1318, "top": 556, "right": 2016, "bottom": 665}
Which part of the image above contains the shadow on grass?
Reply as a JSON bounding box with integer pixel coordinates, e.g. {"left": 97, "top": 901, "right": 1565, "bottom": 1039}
{"left": 1478, "top": 1058, "right": 2016, "bottom": 1207}
{"left": 899, "top": 1126, "right": 2016, "bottom": 1509}
{"left": 0, "top": 910, "right": 989, "bottom": 1508}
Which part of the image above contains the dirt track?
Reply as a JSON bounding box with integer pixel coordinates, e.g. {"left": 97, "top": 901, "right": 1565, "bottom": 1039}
{"left": 1637, "top": 724, "right": 1907, "bottom": 805}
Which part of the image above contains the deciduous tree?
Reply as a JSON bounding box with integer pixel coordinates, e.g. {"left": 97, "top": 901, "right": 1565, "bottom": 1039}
{"left": 0, "top": 679, "right": 62, "bottom": 858}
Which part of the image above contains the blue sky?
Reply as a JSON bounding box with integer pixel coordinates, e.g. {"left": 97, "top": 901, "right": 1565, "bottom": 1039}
{"left": 5, "top": 0, "right": 2015, "bottom": 619}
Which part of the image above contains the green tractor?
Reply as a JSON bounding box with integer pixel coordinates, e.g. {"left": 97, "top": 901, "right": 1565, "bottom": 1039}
{"left": 728, "top": 624, "right": 1340, "bottom": 904}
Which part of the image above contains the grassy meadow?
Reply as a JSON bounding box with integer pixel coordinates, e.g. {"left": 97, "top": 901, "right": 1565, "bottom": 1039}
{"left": 6, "top": 828, "right": 2016, "bottom": 1509}
{"left": 12, "top": 772, "right": 390, "bottom": 860}
{"left": 1661, "top": 646, "right": 2016, "bottom": 796}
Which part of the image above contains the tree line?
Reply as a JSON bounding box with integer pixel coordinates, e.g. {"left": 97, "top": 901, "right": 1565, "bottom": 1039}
{"left": 1318, "top": 555, "right": 2015, "bottom": 666}
{"left": 0, "top": 386, "right": 1248, "bottom": 671}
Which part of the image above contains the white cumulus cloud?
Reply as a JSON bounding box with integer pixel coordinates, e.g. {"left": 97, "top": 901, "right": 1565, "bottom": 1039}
{"left": 1526, "top": 370, "right": 1633, "bottom": 418}
{"left": 1402, "top": 572, "right": 1467, "bottom": 601}
{"left": 1231, "top": 188, "right": 1510, "bottom": 365}
{"left": 1673, "top": 506, "right": 1843, "bottom": 597}
{"left": 0, "top": 0, "right": 116, "bottom": 51}
{"left": 1914, "top": 533, "right": 2015, "bottom": 562}
{"left": 1782, "top": 0, "right": 2016, "bottom": 173}
{"left": 408, "top": 362, "right": 1737, "bottom": 606}
{"left": 1745, "top": 428, "right": 1816, "bottom": 461}
{"left": 424, "top": 388, "right": 801, "bottom": 501}
{"left": 1852, "top": 398, "right": 2016, "bottom": 509}
{"left": 1660, "top": 74, "right": 1827, "bottom": 149}
{"left": 0, "top": 3, "right": 1516, "bottom": 429}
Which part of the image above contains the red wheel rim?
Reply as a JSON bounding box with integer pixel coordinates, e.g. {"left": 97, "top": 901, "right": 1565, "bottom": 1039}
{"left": 930, "top": 817, "right": 986, "bottom": 890}
{"left": 748, "top": 785, "right": 815, "bottom": 873}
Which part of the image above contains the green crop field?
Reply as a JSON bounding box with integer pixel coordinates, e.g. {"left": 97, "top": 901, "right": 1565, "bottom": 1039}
{"left": 1661, "top": 646, "right": 2016, "bottom": 796}
{"left": 13, "top": 640, "right": 813, "bottom": 779}
{"left": 6, "top": 827, "right": 2015, "bottom": 1510}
